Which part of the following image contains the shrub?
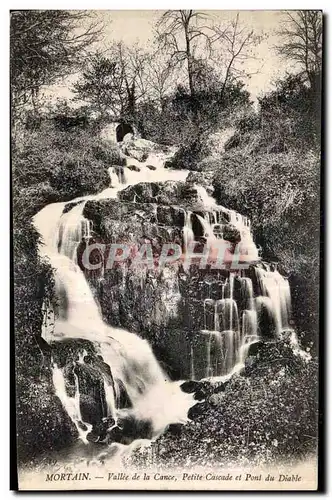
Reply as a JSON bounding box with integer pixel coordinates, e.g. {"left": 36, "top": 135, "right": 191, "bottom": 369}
{"left": 12, "top": 121, "right": 125, "bottom": 214}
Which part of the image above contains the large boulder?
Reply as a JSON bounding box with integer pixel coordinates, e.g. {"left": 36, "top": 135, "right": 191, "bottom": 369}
{"left": 122, "top": 137, "right": 162, "bottom": 162}
{"left": 186, "top": 170, "right": 215, "bottom": 188}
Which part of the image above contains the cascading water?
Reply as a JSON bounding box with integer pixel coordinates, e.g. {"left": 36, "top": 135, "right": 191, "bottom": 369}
{"left": 108, "top": 151, "right": 189, "bottom": 199}
{"left": 183, "top": 210, "right": 194, "bottom": 252}
{"left": 254, "top": 266, "right": 292, "bottom": 334}
{"left": 33, "top": 138, "right": 296, "bottom": 460}
{"left": 186, "top": 187, "right": 295, "bottom": 380}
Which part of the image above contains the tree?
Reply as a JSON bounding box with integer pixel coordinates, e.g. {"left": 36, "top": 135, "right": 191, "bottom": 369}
{"left": 72, "top": 52, "right": 126, "bottom": 119}
{"left": 156, "top": 10, "right": 214, "bottom": 99}
{"left": 276, "top": 11, "right": 322, "bottom": 89}
{"left": 211, "top": 14, "right": 263, "bottom": 100}
{"left": 10, "top": 10, "right": 102, "bottom": 113}
{"left": 73, "top": 42, "right": 150, "bottom": 121}
{"left": 111, "top": 42, "right": 150, "bottom": 120}
{"left": 156, "top": 11, "right": 262, "bottom": 111}
{"left": 146, "top": 56, "right": 176, "bottom": 109}
{"left": 258, "top": 73, "right": 320, "bottom": 151}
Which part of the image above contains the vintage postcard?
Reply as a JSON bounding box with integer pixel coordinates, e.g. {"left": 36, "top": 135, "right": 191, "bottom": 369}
{"left": 11, "top": 9, "right": 322, "bottom": 491}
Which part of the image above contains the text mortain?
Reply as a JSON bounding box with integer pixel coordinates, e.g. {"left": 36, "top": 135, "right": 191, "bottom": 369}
{"left": 46, "top": 473, "right": 90, "bottom": 481}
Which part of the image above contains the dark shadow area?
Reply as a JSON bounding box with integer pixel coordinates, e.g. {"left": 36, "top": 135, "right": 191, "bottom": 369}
{"left": 116, "top": 122, "right": 134, "bottom": 142}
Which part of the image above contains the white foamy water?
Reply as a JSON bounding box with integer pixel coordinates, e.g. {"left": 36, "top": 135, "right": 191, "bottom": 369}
{"left": 33, "top": 145, "right": 196, "bottom": 459}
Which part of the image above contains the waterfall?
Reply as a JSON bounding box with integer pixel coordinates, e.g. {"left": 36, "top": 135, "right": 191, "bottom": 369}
{"left": 35, "top": 201, "right": 196, "bottom": 444}
{"left": 183, "top": 210, "right": 194, "bottom": 252}
{"left": 33, "top": 137, "right": 296, "bottom": 452}
{"left": 227, "top": 209, "right": 259, "bottom": 262}
{"left": 196, "top": 213, "right": 217, "bottom": 241}
{"left": 190, "top": 263, "right": 294, "bottom": 379}
{"left": 33, "top": 149, "right": 197, "bottom": 452}
{"left": 52, "top": 363, "right": 93, "bottom": 444}
{"left": 108, "top": 151, "right": 189, "bottom": 200}
{"left": 195, "top": 185, "right": 217, "bottom": 207}
{"left": 57, "top": 201, "right": 92, "bottom": 261}
{"left": 254, "top": 266, "right": 292, "bottom": 334}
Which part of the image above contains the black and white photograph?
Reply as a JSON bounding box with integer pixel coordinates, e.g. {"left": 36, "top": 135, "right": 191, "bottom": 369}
{"left": 11, "top": 9, "right": 322, "bottom": 491}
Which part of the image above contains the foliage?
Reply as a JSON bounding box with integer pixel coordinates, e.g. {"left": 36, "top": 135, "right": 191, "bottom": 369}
{"left": 258, "top": 73, "right": 321, "bottom": 150}
{"left": 46, "top": 100, "right": 93, "bottom": 132}
{"left": 72, "top": 43, "right": 150, "bottom": 121}
{"left": 276, "top": 11, "right": 322, "bottom": 89}
{"left": 10, "top": 10, "right": 101, "bottom": 113}
{"left": 209, "top": 72, "right": 321, "bottom": 342}
{"left": 12, "top": 10, "right": 321, "bottom": 466}
{"left": 13, "top": 194, "right": 68, "bottom": 462}
{"left": 136, "top": 81, "right": 251, "bottom": 147}
{"left": 156, "top": 11, "right": 261, "bottom": 103}
{"left": 12, "top": 119, "right": 124, "bottom": 216}
{"left": 12, "top": 103, "right": 124, "bottom": 460}
{"left": 72, "top": 52, "right": 126, "bottom": 118}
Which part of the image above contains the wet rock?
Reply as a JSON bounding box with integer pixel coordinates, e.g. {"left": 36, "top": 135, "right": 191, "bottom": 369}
{"left": 156, "top": 205, "right": 185, "bottom": 227}
{"left": 63, "top": 200, "right": 81, "bottom": 214}
{"left": 116, "top": 412, "right": 154, "bottom": 442}
{"left": 106, "top": 424, "right": 124, "bottom": 443}
{"left": 180, "top": 184, "right": 201, "bottom": 204}
{"left": 127, "top": 164, "right": 141, "bottom": 172}
{"left": 223, "top": 224, "right": 241, "bottom": 244}
{"left": 180, "top": 380, "right": 206, "bottom": 401}
{"left": 211, "top": 381, "right": 226, "bottom": 393}
{"left": 257, "top": 299, "right": 278, "bottom": 339}
{"left": 74, "top": 364, "right": 107, "bottom": 425}
{"left": 119, "top": 182, "right": 160, "bottom": 203}
{"left": 80, "top": 394, "right": 104, "bottom": 426}
{"left": 146, "top": 164, "right": 157, "bottom": 170}
{"left": 188, "top": 401, "right": 207, "bottom": 420}
{"left": 123, "top": 132, "right": 134, "bottom": 143}
{"left": 83, "top": 199, "right": 159, "bottom": 234}
{"left": 209, "top": 393, "right": 224, "bottom": 406}
{"left": 168, "top": 423, "right": 183, "bottom": 436}
{"left": 126, "top": 148, "right": 148, "bottom": 162}
{"left": 50, "top": 338, "right": 116, "bottom": 431}
{"left": 186, "top": 170, "right": 215, "bottom": 187}
{"left": 51, "top": 338, "right": 97, "bottom": 368}
{"left": 122, "top": 137, "right": 160, "bottom": 162}
{"left": 87, "top": 416, "right": 116, "bottom": 443}
{"left": 279, "top": 328, "right": 297, "bottom": 343}
{"left": 118, "top": 181, "right": 203, "bottom": 207}
{"left": 247, "top": 340, "right": 264, "bottom": 357}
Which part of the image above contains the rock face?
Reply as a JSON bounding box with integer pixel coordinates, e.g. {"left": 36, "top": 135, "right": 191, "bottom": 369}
{"left": 72, "top": 177, "right": 284, "bottom": 383}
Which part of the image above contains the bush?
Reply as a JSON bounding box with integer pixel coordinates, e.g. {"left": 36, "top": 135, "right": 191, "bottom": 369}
{"left": 166, "top": 136, "right": 213, "bottom": 170}
{"left": 136, "top": 81, "right": 251, "bottom": 147}
{"left": 12, "top": 121, "right": 125, "bottom": 215}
